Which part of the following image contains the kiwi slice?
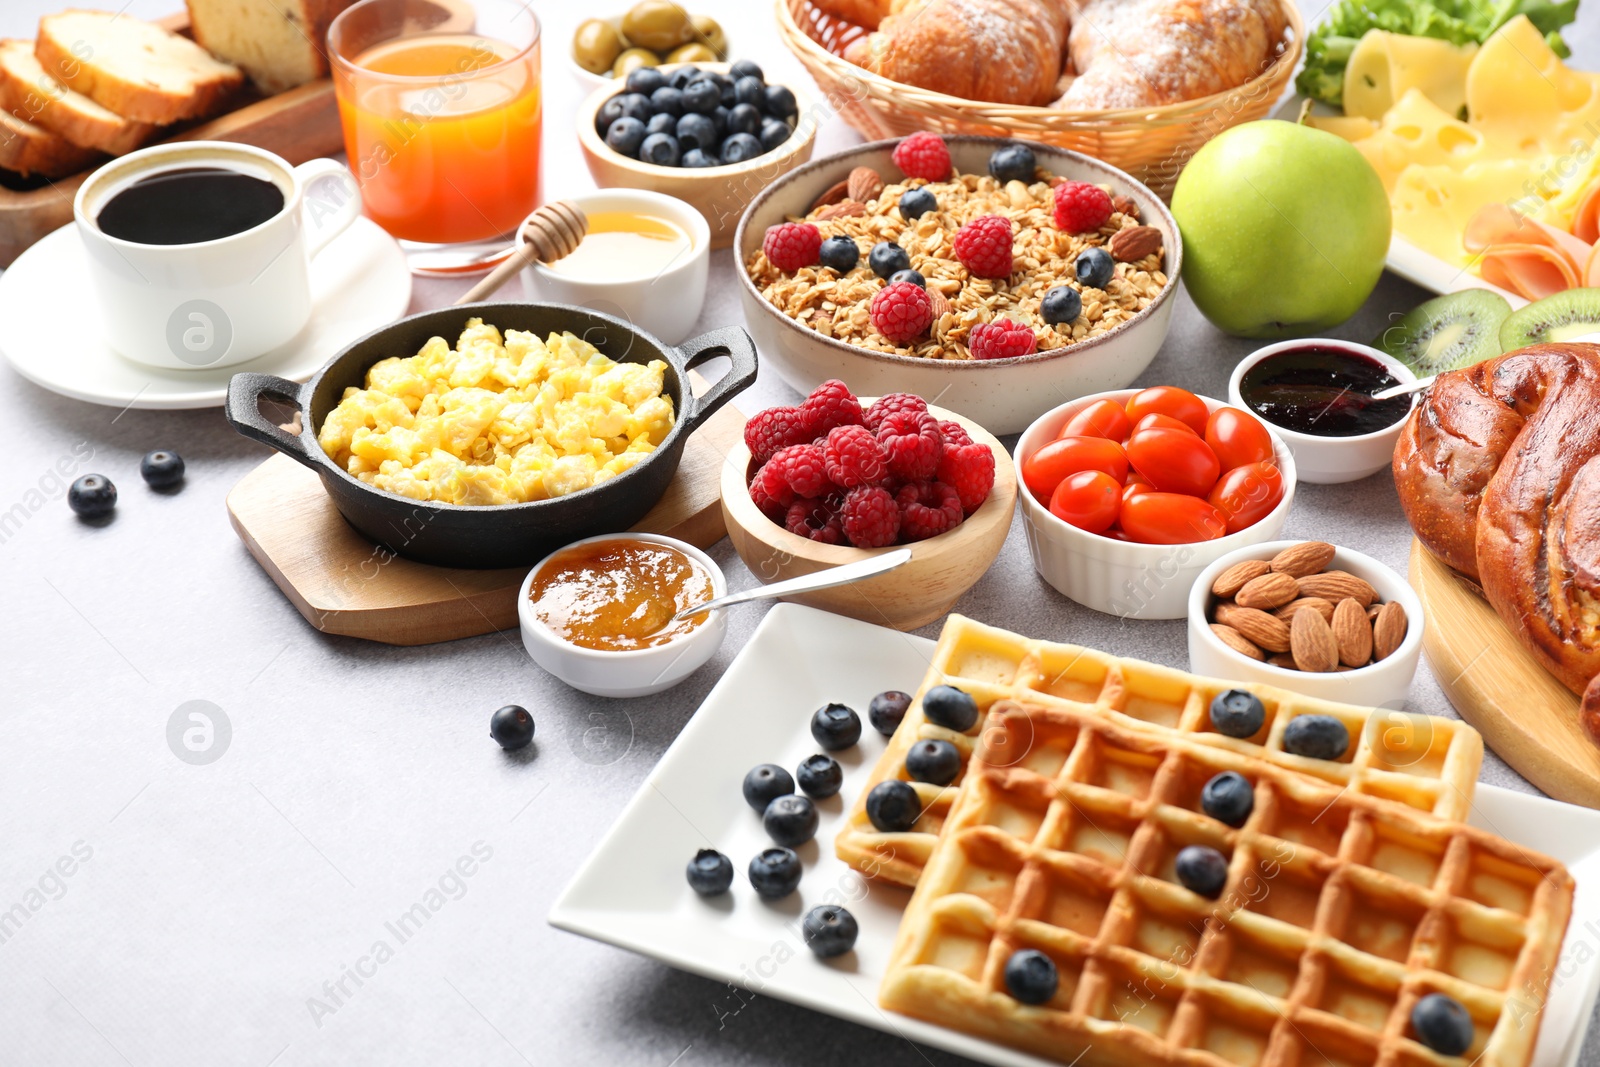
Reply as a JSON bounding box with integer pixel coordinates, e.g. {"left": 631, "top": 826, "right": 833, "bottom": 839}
{"left": 1499, "top": 288, "right": 1600, "bottom": 350}
{"left": 1374, "top": 290, "right": 1510, "bottom": 374}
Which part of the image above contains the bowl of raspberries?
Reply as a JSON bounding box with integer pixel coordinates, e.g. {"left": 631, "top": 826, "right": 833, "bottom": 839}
{"left": 720, "top": 379, "right": 1017, "bottom": 631}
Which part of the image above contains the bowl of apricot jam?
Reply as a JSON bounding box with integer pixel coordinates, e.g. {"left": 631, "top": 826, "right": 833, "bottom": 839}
{"left": 518, "top": 533, "right": 727, "bottom": 697}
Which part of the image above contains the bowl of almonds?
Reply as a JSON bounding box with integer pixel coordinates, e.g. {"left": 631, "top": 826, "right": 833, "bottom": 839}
{"left": 1187, "top": 539, "right": 1423, "bottom": 708}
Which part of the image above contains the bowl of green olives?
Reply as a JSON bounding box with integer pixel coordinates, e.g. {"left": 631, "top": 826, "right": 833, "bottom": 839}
{"left": 569, "top": 1, "right": 728, "bottom": 89}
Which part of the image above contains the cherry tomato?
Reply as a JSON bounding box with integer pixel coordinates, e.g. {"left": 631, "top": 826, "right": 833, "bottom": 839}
{"left": 1061, "top": 399, "right": 1133, "bottom": 442}
{"left": 1122, "top": 473, "right": 1153, "bottom": 509}
{"left": 1125, "top": 427, "right": 1221, "bottom": 497}
{"left": 1125, "top": 386, "right": 1209, "bottom": 434}
{"left": 1133, "top": 413, "right": 1198, "bottom": 436}
{"left": 1022, "top": 436, "right": 1129, "bottom": 500}
{"left": 1119, "top": 492, "right": 1228, "bottom": 544}
{"left": 1205, "top": 407, "right": 1274, "bottom": 471}
{"left": 1208, "top": 461, "right": 1286, "bottom": 533}
{"left": 1048, "top": 470, "right": 1121, "bottom": 534}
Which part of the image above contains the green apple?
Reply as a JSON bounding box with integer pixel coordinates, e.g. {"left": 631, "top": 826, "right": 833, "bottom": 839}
{"left": 1172, "top": 120, "right": 1391, "bottom": 339}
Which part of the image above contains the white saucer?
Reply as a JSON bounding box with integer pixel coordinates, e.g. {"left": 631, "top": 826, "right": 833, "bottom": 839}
{"left": 0, "top": 217, "right": 411, "bottom": 410}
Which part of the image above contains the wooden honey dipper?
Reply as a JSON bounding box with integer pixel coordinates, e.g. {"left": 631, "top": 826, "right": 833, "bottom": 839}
{"left": 457, "top": 200, "right": 589, "bottom": 305}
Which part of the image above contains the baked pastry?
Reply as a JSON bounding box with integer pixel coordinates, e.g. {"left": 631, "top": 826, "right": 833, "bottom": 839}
{"left": 810, "top": 0, "right": 895, "bottom": 27}
{"left": 185, "top": 0, "right": 358, "bottom": 94}
{"left": 1394, "top": 342, "right": 1600, "bottom": 741}
{"left": 0, "top": 40, "right": 153, "bottom": 155}
{"left": 0, "top": 106, "right": 97, "bottom": 178}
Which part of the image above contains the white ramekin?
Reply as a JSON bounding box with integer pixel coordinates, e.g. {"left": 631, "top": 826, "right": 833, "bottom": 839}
{"left": 1015, "top": 390, "right": 1297, "bottom": 620}
{"left": 1227, "top": 339, "right": 1417, "bottom": 485}
{"left": 518, "top": 533, "right": 727, "bottom": 698}
{"left": 1187, "top": 539, "right": 1423, "bottom": 708}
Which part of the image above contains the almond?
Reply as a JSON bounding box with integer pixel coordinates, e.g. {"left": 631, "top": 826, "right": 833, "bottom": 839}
{"left": 1234, "top": 572, "right": 1300, "bottom": 610}
{"left": 1211, "top": 623, "right": 1264, "bottom": 661}
{"left": 1373, "top": 601, "right": 1408, "bottom": 660}
{"left": 847, "top": 166, "right": 884, "bottom": 203}
{"left": 1296, "top": 570, "right": 1377, "bottom": 607}
{"left": 1269, "top": 541, "right": 1336, "bottom": 578}
{"left": 1111, "top": 194, "right": 1140, "bottom": 220}
{"left": 1212, "top": 559, "right": 1271, "bottom": 599}
{"left": 1290, "top": 607, "right": 1339, "bottom": 673}
{"left": 1215, "top": 604, "right": 1291, "bottom": 654}
{"left": 927, "top": 289, "right": 951, "bottom": 322}
{"left": 1367, "top": 603, "right": 1383, "bottom": 620}
{"left": 814, "top": 200, "right": 866, "bottom": 221}
{"left": 1332, "top": 597, "right": 1373, "bottom": 667}
{"left": 1267, "top": 653, "right": 1299, "bottom": 670}
{"left": 1109, "top": 225, "right": 1162, "bottom": 263}
{"left": 1274, "top": 597, "right": 1334, "bottom": 625}
{"left": 809, "top": 179, "right": 850, "bottom": 212}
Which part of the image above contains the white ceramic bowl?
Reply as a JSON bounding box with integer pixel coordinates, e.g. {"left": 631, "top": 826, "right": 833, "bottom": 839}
{"left": 734, "top": 136, "right": 1183, "bottom": 436}
{"left": 1015, "top": 389, "right": 1296, "bottom": 619}
{"left": 518, "top": 189, "right": 710, "bottom": 346}
{"left": 1187, "top": 540, "right": 1424, "bottom": 708}
{"left": 1227, "top": 339, "right": 1417, "bottom": 485}
{"left": 518, "top": 533, "right": 727, "bottom": 698}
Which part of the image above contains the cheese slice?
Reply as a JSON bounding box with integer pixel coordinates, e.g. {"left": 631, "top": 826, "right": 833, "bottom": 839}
{"left": 1353, "top": 88, "right": 1487, "bottom": 193}
{"left": 1305, "top": 114, "right": 1378, "bottom": 142}
{"left": 1390, "top": 159, "right": 1547, "bottom": 266}
{"left": 1468, "top": 16, "right": 1600, "bottom": 154}
{"left": 1343, "top": 30, "right": 1477, "bottom": 122}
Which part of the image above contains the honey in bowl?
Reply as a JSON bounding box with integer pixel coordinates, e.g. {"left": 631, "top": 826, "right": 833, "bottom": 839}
{"left": 543, "top": 211, "right": 693, "bottom": 281}
{"left": 529, "top": 538, "right": 713, "bottom": 651}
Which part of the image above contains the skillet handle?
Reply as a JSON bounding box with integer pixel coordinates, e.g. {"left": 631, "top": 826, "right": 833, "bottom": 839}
{"left": 226, "top": 373, "right": 318, "bottom": 471}
{"left": 676, "top": 326, "right": 759, "bottom": 431}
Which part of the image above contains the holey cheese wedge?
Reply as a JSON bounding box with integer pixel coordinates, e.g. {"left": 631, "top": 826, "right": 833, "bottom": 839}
{"left": 1342, "top": 31, "right": 1478, "bottom": 123}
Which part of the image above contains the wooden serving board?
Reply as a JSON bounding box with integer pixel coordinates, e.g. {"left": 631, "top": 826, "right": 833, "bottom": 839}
{"left": 1409, "top": 539, "right": 1600, "bottom": 808}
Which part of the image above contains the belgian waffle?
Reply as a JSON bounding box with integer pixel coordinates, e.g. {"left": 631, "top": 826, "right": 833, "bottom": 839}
{"left": 880, "top": 700, "right": 1573, "bottom": 1067}
{"left": 837, "top": 616, "right": 1484, "bottom": 888}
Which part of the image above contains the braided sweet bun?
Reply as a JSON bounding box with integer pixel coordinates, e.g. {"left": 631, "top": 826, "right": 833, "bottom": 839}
{"left": 1394, "top": 343, "right": 1600, "bottom": 742}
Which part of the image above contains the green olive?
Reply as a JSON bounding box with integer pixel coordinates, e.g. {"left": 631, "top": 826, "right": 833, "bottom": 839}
{"left": 690, "top": 14, "right": 726, "bottom": 58}
{"left": 666, "top": 41, "right": 717, "bottom": 64}
{"left": 572, "top": 19, "right": 624, "bottom": 75}
{"left": 620, "top": 0, "right": 695, "bottom": 53}
{"left": 612, "top": 46, "right": 660, "bottom": 78}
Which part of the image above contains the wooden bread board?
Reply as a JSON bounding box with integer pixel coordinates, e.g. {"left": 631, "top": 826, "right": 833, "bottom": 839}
{"left": 1409, "top": 539, "right": 1600, "bottom": 808}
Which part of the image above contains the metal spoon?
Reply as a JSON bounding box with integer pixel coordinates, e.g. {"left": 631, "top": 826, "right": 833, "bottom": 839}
{"left": 1371, "top": 375, "right": 1435, "bottom": 401}
{"left": 672, "top": 548, "right": 914, "bottom": 622}
{"left": 407, "top": 242, "right": 517, "bottom": 277}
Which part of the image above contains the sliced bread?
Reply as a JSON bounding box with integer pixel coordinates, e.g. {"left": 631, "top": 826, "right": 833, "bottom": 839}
{"left": 0, "top": 107, "right": 98, "bottom": 178}
{"left": 0, "top": 39, "right": 154, "bottom": 155}
{"left": 36, "top": 10, "right": 244, "bottom": 125}
{"left": 185, "top": 0, "right": 357, "bottom": 95}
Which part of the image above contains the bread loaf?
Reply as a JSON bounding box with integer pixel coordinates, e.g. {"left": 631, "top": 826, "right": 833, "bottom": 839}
{"left": 185, "top": 0, "right": 357, "bottom": 94}
{"left": 0, "top": 39, "right": 154, "bottom": 155}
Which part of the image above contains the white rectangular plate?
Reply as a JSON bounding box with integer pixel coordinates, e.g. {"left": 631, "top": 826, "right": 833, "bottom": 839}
{"left": 549, "top": 604, "right": 1600, "bottom": 1067}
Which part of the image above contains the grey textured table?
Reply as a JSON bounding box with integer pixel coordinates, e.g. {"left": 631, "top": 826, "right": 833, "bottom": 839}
{"left": 3, "top": 1, "right": 1597, "bottom": 1063}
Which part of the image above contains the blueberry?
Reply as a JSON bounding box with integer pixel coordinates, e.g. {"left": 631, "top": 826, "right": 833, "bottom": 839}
{"left": 865, "top": 780, "right": 921, "bottom": 832}
{"left": 811, "top": 703, "right": 862, "bottom": 751}
{"left": 638, "top": 132, "right": 681, "bottom": 166}
{"left": 868, "top": 690, "right": 912, "bottom": 735}
{"left": 748, "top": 847, "right": 802, "bottom": 898}
{"left": 1174, "top": 845, "right": 1229, "bottom": 898}
{"left": 682, "top": 79, "right": 720, "bottom": 114}
{"left": 802, "top": 905, "right": 858, "bottom": 958}
{"left": 796, "top": 754, "right": 843, "bottom": 799}
{"left": 488, "top": 704, "right": 534, "bottom": 750}
{"left": 1003, "top": 949, "right": 1058, "bottom": 1005}
{"left": 922, "top": 685, "right": 979, "bottom": 732}
{"left": 1412, "top": 993, "right": 1473, "bottom": 1056}
{"left": 763, "top": 794, "right": 819, "bottom": 847}
{"left": 1283, "top": 714, "right": 1350, "bottom": 760}
{"left": 682, "top": 147, "right": 718, "bottom": 168}
{"left": 595, "top": 96, "right": 625, "bottom": 135}
{"left": 625, "top": 66, "right": 665, "bottom": 96}
{"left": 868, "top": 240, "right": 911, "bottom": 280}
{"left": 727, "top": 102, "right": 762, "bottom": 137}
{"left": 649, "top": 85, "right": 684, "bottom": 117}
{"left": 710, "top": 104, "right": 730, "bottom": 137}
{"left": 669, "top": 65, "right": 699, "bottom": 89}
{"left": 1076, "top": 246, "right": 1114, "bottom": 289}
{"left": 888, "top": 269, "right": 925, "bottom": 288}
{"left": 615, "top": 92, "right": 653, "bottom": 123}
{"left": 743, "top": 763, "right": 794, "bottom": 812}
{"left": 988, "top": 143, "right": 1037, "bottom": 184}
{"left": 733, "top": 75, "right": 764, "bottom": 107}
{"left": 1209, "top": 689, "right": 1265, "bottom": 738}
{"left": 764, "top": 83, "right": 798, "bottom": 119}
{"left": 686, "top": 849, "right": 734, "bottom": 896}
{"left": 645, "top": 112, "right": 677, "bottom": 137}
{"left": 898, "top": 187, "right": 937, "bottom": 221}
{"left": 1040, "top": 285, "right": 1082, "bottom": 326}
{"left": 1200, "top": 771, "right": 1253, "bottom": 827}
{"left": 604, "top": 116, "right": 647, "bottom": 158}
{"left": 758, "top": 117, "right": 791, "bottom": 151}
{"left": 720, "top": 133, "right": 763, "bottom": 164}
{"left": 717, "top": 80, "right": 737, "bottom": 107}
{"left": 139, "top": 449, "right": 184, "bottom": 489}
{"left": 67, "top": 474, "right": 115, "bottom": 519}
{"left": 818, "top": 235, "right": 859, "bottom": 273}
{"left": 905, "top": 739, "right": 961, "bottom": 785}
{"left": 675, "top": 112, "right": 718, "bottom": 152}
{"left": 729, "top": 59, "right": 765, "bottom": 83}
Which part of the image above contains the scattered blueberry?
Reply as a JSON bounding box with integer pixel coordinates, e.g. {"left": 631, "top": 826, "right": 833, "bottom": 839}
{"left": 1283, "top": 715, "right": 1350, "bottom": 760}
{"left": 869, "top": 240, "right": 911, "bottom": 280}
{"left": 668, "top": 65, "right": 697, "bottom": 89}
{"left": 729, "top": 58, "right": 764, "bottom": 82}
{"left": 67, "top": 474, "right": 116, "bottom": 519}
{"left": 1040, "top": 285, "right": 1082, "bottom": 326}
{"left": 865, "top": 780, "right": 921, "bottom": 832}
{"left": 682, "top": 79, "right": 720, "bottom": 114}
{"left": 759, "top": 118, "right": 792, "bottom": 151}
{"left": 1412, "top": 993, "right": 1473, "bottom": 1056}
{"left": 1200, "top": 771, "right": 1253, "bottom": 827}
{"left": 615, "top": 91, "right": 653, "bottom": 123}
{"left": 675, "top": 112, "right": 718, "bottom": 152}
{"left": 488, "top": 704, "right": 534, "bottom": 750}
{"left": 649, "top": 85, "right": 684, "bottom": 117}
{"left": 1076, "top": 247, "right": 1114, "bottom": 289}
{"left": 811, "top": 703, "right": 862, "bottom": 750}
{"left": 1174, "top": 845, "right": 1229, "bottom": 898}
{"left": 139, "top": 450, "right": 184, "bottom": 489}
{"left": 720, "top": 132, "right": 762, "bottom": 164}
{"left": 733, "top": 75, "right": 765, "bottom": 108}
{"left": 686, "top": 849, "right": 734, "bottom": 896}
{"left": 709, "top": 104, "right": 730, "bottom": 137}
{"left": 763, "top": 794, "right": 819, "bottom": 847}
{"left": 727, "top": 102, "right": 762, "bottom": 136}
{"left": 624, "top": 66, "right": 665, "bottom": 96}
{"left": 748, "top": 847, "right": 802, "bottom": 898}
{"left": 988, "top": 143, "right": 1037, "bottom": 185}
{"left": 905, "top": 739, "right": 961, "bottom": 785}
{"left": 638, "top": 132, "right": 681, "bottom": 166}
{"left": 796, "top": 754, "right": 843, "bottom": 799}
{"left": 922, "top": 685, "right": 979, "bottom": 732}
{"left": 802, "top": 905, "right": 858, "bottom": 958}
{"left": 595, "top": 95, "right": 624, "bottom": 135}
{"left": 898, "top": 187, "right": 937, "bottom": 221}
{"left": 743, "top": 763, "right": 794, "bottom": 812}
{"left": 604, "top": 116, "right": 647, "bottom": 157}
{"left": 1003, "top": 949, "right": 1058, "bottom": 1005}
{"left": 764, "top": 83, "right": 798, "bottom": 119}
{"left": 868, "top": 690, "right": 912, "bottom": 734}
{"left": 1209, "top": 689, "right": 1266, "bottom": 738}
{"left": 819, "top": 235, "right": 860, "bottom": 273}
{"left": 682, "top": 147, "right": 718, "bottom": 168}
{"left": 645, "top": 112, "right": 677, "bottom": 137}
{"left": 888, "top": 269, "right": 925, "bottom": 288}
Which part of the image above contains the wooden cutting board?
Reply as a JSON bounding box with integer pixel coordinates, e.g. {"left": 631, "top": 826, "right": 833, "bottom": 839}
{"left": 1409, "top": 540, "right": 1600, "bottom": 808}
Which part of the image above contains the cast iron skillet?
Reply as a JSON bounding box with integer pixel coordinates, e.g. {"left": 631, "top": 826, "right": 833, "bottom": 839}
{"left": 225, "top": 302, "right": 757, "bottom": 569}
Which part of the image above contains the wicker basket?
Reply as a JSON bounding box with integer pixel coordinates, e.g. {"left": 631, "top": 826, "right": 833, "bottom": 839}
{"left": 776, "top": 0, "right": 1304, "bottom": 199}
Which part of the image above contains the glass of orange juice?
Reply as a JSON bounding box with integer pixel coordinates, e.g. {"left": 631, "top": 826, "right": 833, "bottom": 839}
{"left": 328, "top": 0, "right": 541, "bottom": 247}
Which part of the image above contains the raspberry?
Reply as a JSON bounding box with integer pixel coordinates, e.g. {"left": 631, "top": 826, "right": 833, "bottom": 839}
{"left": 823, "top": 424, "right": 888, "bottom": 488}
{"left": 939, "top": 420, "right": 973, "bottom": 447}
{"left": 877, "top": 409, "right": 942, "bottom": 480}
{"left": 765, "top": 443, "right": 829, "bottom": 499}
{"left": 896, "top": 480, "right": 964, "bottom": 541}
{"left": 969, "top": 318, "right": 1038, "bottom": 361}
{"left": 952, "top": 215, "right": 1013, "bottom": 279}
{"left": 869, "top": 281, "right": 933, "bottom": 346}
{"left": 891, "top": 132, "right": 950, "bottom": 182}
{"left": 744, "top": 405, "right": 814, "bottom": 465}
{"left": 801, "top": 379, "right": 863, "bottom": 438}
{"left": 762, "top": 222, "right": 822, "bottom": 272}
{"left": 750, "top": 460, "right": 796, "bottom": 518}
{"left": 840, "top": 485, "right": 900, "bottom": 548}
{"left": 1053, "top": 181, "right": 1113, "bottom": 233}
{"left": 785, "top": 499, "right": 844, "bottom": 544}
{"left": 937, "top": 439, "right": 995, "bottom": 514}
{"left": 864, "top": 393, "right": 929, "bottom": 433}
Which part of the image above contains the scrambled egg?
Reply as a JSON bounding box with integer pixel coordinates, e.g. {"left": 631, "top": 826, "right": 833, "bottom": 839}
{"left": 317, "top": 319, "right": 675, "bottom": 506}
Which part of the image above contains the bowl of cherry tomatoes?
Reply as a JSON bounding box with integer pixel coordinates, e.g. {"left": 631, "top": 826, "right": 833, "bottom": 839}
{"left": 1014, "top": 385, "right": 1296, "bottom": 619}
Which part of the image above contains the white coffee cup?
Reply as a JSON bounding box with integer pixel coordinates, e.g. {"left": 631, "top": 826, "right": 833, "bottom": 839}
{"left": 74, "top": 141, "right": 364, "bottom": 371}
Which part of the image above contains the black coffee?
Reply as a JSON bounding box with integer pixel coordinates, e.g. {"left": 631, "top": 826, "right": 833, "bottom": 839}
{"left": 96, "top": 166, "right": 285, "bottom": 245}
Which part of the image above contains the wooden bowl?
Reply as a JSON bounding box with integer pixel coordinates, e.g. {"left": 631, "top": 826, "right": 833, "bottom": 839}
{"left": 720, "top": 401, "right": 1017, "bottom": 631}
{"left": 577, "top": 62, "right": 818, "bottom": 249}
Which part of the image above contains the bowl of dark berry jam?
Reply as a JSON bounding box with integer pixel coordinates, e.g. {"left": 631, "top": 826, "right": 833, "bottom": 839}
{"left": 1228, "top": 339, "right": 1417, "bottom": 484}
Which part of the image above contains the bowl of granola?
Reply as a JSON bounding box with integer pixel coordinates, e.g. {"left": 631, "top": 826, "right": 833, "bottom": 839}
{"left": 735, "top": 134, "right": 1182, "bottom": 435}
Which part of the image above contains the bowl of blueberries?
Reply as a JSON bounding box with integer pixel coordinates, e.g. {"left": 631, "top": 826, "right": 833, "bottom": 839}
{"left": 578, "top": 59, "right": 817, "bottom": 247}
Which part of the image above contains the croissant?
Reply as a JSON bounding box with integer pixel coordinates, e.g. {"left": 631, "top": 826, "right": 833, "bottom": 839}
{"left": 1393, "top": 343, "right": 1600, "bottom": 743}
